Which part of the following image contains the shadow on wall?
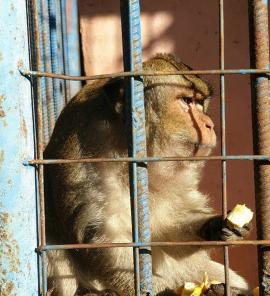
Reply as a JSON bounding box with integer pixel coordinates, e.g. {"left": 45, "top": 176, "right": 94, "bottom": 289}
{"left": 78, "top": 0, "right": 257, "bottom": 287}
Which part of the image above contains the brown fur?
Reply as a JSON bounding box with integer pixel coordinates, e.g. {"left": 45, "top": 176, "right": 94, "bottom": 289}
{"left": 45, "top": 54, "right": 249, "bottom": 295}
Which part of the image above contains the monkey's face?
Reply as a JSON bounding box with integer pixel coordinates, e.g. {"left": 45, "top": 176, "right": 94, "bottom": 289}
{"left": 166, "top": 85, "right": 216, "bottom": 156}
{"left": 144, "top": 82, "right": 216, "bottom": 158}
{"left": 143, "top": 54, "right": 216, "bottom": 158}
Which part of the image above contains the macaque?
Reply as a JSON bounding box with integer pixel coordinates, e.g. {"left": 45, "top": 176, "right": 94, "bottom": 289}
{"left": 45, "top": 54, "right": 250, "bottom": 296}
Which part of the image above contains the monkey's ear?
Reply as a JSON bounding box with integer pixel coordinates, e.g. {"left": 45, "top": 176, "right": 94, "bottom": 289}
{"left": 104, "top": 78, "right": 125, "bottom": 116}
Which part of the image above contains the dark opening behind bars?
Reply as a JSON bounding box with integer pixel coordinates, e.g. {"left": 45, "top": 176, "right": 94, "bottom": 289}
{"left": 1, "top": 0, "right": 270, "bottom": 295}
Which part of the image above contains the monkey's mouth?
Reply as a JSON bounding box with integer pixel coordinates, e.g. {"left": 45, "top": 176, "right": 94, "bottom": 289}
{"left": 185, "top": 140, "right": 216, "bottom": 150}
{"left": 183, "top": 140, "right": 216, "bottom": 157}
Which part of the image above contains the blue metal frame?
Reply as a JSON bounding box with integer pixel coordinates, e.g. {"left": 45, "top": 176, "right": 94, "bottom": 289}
{"left": 120, "top": 1, "right": 153, "bottom": 295}
{"left": 0, "top": 1, "right": 38, "bottom": 295}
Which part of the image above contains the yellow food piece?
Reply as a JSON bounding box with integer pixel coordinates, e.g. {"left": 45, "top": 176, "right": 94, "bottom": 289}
{"left": 253, "top": 286, "right": 259, "bottom": 296}
{"left": 202, "top": 272, "right": 209, "bottom": 290}
{"left": 191, "top": 286, "right": 203, "bottom": 296}
{"left": 226, "top": 204, "right": 253, "bottom": 228}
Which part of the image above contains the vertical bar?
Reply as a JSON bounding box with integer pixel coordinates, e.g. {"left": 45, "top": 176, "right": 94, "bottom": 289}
{"left": 249, "top": 1, "right": 270, "bottom": 295}
{"left": 120, "top": 1, "right": 153, "bottom": 295}
{"left": 39, "top": 0, "right": 55, "bottom": 142}
{"left": 30, "top": 1, "right": 47, "bottom": 294}
{"left": 219, "top": 1, "right": 230, "bottom": 295}
{"left": 48, "top": 0, "right": 66, "bottom": 119}
{"left": 0, "top": 1, "right": 39, "bottom": 295}
{"left": 60, "top": 0, "right": 71, "bottom": 103}
{"left": 66, "top": 0, "right": 82, "bottom": 98}
{"left": 37, "top": 0, "right": 49, "bottom": 146}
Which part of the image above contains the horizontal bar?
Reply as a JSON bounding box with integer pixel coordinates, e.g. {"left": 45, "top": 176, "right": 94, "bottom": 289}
{"left": 38, "top": 240, "right": 270, "bottom": 252}
{"left": 26, "top": 155, "right": 270, "bottom": 165}
{"left": 19, "top": 68, "right": 270, "bottom": 81}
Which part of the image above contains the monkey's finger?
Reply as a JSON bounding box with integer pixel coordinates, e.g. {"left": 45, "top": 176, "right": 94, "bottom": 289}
{"left": 220, "top": 227, "right": 243, "bottom": 241}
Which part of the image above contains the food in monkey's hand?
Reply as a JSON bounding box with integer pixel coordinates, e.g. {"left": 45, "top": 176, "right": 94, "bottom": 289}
{"left": 177, "top": 273, "right": 210, "bottom": 296}
{"left": 177, "top": 272, "right": 258, "bottom": 296}
{"left": 225, "top": 204, "right": 253, "bottom": 229}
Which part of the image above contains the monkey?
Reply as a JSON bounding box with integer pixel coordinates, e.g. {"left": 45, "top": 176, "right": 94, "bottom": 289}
{"left": 44, "top": 54, "right": 251, "bottom": 296}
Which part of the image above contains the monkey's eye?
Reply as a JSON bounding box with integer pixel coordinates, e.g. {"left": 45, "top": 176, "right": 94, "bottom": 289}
{"left": 182, "top": 97, "right": 193, "bottom": 105}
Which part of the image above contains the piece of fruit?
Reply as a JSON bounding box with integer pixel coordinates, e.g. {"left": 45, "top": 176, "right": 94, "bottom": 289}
{"left": 226, "top": 204, "right": 253, "bottom": 228}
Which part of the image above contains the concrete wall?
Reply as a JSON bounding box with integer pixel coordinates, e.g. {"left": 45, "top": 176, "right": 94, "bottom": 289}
{"left": 78, "top": 0, "right": 257, "bottom": 287}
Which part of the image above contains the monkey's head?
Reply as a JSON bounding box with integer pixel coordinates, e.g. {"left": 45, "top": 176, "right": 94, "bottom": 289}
{"left": 143, "top": 54, "right": 216, "bottom": 158}
{"left": 104, "top": 54, "right": 216, "bottom": 159}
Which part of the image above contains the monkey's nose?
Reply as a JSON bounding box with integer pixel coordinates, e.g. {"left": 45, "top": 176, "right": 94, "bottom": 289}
{"left": 204, "top": 117, "right": 214, "bottom": 131}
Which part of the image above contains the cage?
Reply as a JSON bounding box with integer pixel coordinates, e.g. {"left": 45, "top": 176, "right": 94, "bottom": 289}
{"left": 1, "top": 0, "right": 270, "bottom": 296}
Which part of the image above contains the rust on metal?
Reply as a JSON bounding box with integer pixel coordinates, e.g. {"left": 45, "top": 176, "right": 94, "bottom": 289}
{"left": 250, "top": 0, "right": 270, "bottom": 295}
{"left": 38, "top": 239, "right": 270, "bottom": 252}
{"left": 0, "top": 94, "right": 6, "bottom": 118}
{"left": 20, "top": 68, "right": 270, "bottom": 81}
{"left": 26, "top": 155, "right": 270, "bottom": 165}
{"left": 31, "top": 0, "right": 47, "bottom": 294}
{"left": 219, "top": 1, "right": 230, "bottom": 295}
{"left": 0, "top": 212, "right": 19, "bottom": 296}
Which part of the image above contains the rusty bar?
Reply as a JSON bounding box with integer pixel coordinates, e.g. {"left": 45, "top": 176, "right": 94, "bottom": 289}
{"left": 249, "top": 1, "right": 270, "bottom": 295}
{"left": 219, "top": 1, "right": 230, "bottom": 295}
{"left": 38, "top": 240, "right": 270, "bottom": 251}
{"left": 26, "top": 154, "right": 270, "bottom": 165}
{"left": 20, "top": 68, "right": 270, "bottom": 81}
{"left": 31, "top": 0, "right": 47, "bottom": 294}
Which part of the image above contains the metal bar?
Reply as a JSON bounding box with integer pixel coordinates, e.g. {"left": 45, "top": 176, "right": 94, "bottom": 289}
{"left": 66, "top": 0, "right": 82, "bottom": 98}
{"left": 249, "top": 1, "right": 270, "bottom": 295}
{"left": 31, "top": 0, "right": 48, "bottom": 294}
{"left": 48, "top": 0, "right": 66, "bottom": 119}
{"left": 39, "top": 0, "right": 55, "bottom": 142}
{"left": 60, "top": 0, "right": 71, "bottom": 103}
{"left": 219, "top": 1, "right": 230, "bottom": 295}
{"left": 0, "top": 1, "right": 39, "bottom": 295}
{"left": 26, "top": 155, "right": 270, "bottom": 165}
{"left": 20, "top": 68, "right": 270, "bottom": 81}
{"left": 120, "top": 1, "right": 153, "bottom": 295}
{"left": 36, "top": 0, "right": 49, "bottom": 145}
{"left": 37, "top": 240, "right": 270, "bottom": 251}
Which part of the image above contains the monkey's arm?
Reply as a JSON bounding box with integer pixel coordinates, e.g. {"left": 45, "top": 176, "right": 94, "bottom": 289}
{"left": 199, "top": 215, "right": 252, "bottom": 241}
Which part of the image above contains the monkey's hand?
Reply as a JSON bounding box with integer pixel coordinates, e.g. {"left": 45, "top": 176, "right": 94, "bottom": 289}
{"left": 199, "top": 215, "right": 252, "bottom": 241}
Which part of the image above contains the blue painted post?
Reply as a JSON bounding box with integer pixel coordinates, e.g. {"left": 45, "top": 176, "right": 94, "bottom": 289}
{"left": 65, "top": 0, "right": 82, "bottom": 98}
{"left": 0, "top": 1, "right": 39, "bottom": 295}
{"left": 120, "top": 1, "right": 153, "bottom": 295}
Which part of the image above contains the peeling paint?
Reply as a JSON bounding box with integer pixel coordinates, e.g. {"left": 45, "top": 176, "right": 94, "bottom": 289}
{"left": 0, "top": 281, "right": 15, "bottom": 296}
{"left": 21, "top": 116, "right": 28, "bottom": 138}
{"left": 0, "top": 107, "right": 5, "bottom": 117}
{"left": 0, "top": 95, "right": 6, "bottom": 119}
{"left": 16, "top": 59, "right": 23, "bottom": 68}
{"left": 0, "top": 150, "right": 4, "bottom": 171}
{"left": 0, "top": 94, "right": 5, "bottom": 104}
